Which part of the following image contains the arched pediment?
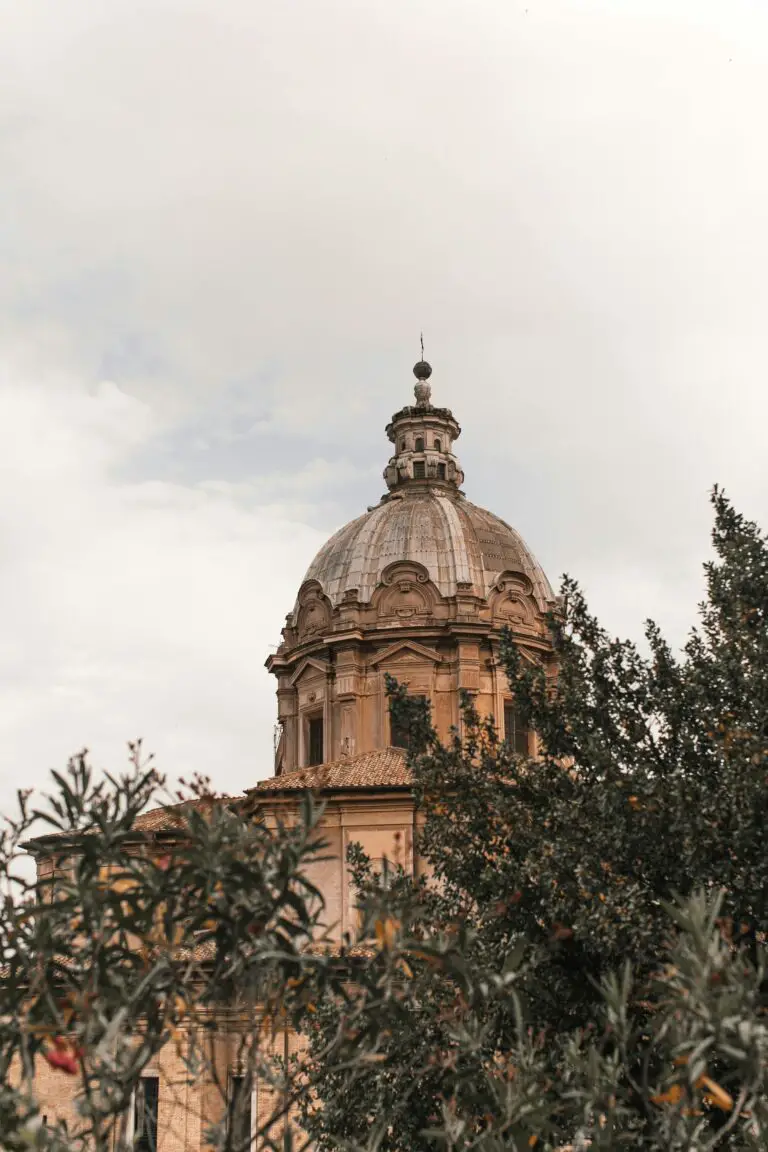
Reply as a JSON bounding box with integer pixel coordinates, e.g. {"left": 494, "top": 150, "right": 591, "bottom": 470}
{"left": 294, "top": 580, "right": 332, "bottom": 639}
{"left": 379, "top": 560, "right": 431, "bottom": 587}
{"left": 488, "top": 571, "right": 540, "bottom": 632}
{"left": 372, "top": 562, "right": 439, "bottom": 620}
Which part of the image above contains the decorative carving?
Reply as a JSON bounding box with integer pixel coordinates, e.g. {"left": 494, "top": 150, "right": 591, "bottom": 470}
{"left": 494, "top": 572, "right": 533, "bottom": 597}
{"left": 336, "top": 674, "right": 358, "bottom": 697}
{"left": 299, "top": 600, "right": 328, "bottom": 635}
{"left": 488, "top": 570, "right": 538, "bottom": 631}
{"left": 378, "top": 583, "right": 430, "bottom": 619}
{"left": 380, "top": 561, "right": 431, "bottom": 587}
{"left": 493, "top": 593, "right": 535, "bottom": 630}
{"left": 500, "top": 598, "right": 527, "bottom": 623}
{"left": 295, "top": 580, "right": 332, "bottom": 639}
{"left": 414, "top": 380, "right": 432, "bottom": 406}
{"left": 374, "top": 561, "right": 437, "bottom": 620}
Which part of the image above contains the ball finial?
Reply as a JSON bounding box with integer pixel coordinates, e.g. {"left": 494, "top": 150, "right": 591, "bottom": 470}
{"left": 413, "top": 334, "right": 432, "bottom": 405}
{"left": 414, "top": 334, "right": 432, "bottom": 381}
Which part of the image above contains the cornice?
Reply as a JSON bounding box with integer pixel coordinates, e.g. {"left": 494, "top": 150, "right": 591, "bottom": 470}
{"left": 269, "top": 618, "right": 551, "bottom": 675}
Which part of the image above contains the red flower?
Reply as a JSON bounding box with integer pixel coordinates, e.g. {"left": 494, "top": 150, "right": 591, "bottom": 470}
{"left": 43, "top": 1037, "right": 81, "bottom": 1076}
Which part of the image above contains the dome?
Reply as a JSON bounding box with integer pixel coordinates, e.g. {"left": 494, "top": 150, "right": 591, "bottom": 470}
{"left": 269, "top": 363, "right": 555, "bottom": 781}
{"left": 302, "top": 490, "right": 554, "bottom": 611}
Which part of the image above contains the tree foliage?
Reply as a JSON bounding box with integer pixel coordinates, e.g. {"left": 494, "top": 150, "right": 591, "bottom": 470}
{"left": 0, "top": 749, "right": 339, "bottom": 1152}
{"left": 301, "top": 489, "right": 768, "bottom": 1149}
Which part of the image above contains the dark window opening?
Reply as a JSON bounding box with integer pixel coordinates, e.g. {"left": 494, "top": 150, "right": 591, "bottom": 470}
{"left": 399, "top": 440, "right": 405, "bottom": 452}
{"left": 413, "top": 460, "right": 426, "bottom": 480}
{"left": 434, "top": 438, "right": 442, "bottom": 452}
{"left": 437, "top": 463, "right": 447, "bottom": 481}
{"left": 308, "top": 716, "right": 324, "bottom": 766}
{"left": 228, "top": 1075, "right": 252, "bottom": 1149}
{"left": 134, "top": 1077, "right": 159, "bottom": 1152}
{"left": 414, "top": 436, "right": 425, "bottom": 452}
{"left": 390, "top": 696, "right": 427, "bottom": 750}
{"left": 503, "top": 702, "right": 529, "bottom": 756}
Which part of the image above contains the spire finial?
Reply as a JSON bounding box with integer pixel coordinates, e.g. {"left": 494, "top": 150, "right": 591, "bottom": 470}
{"left": 413, "top": 335, "right": 432, "bottom": 406}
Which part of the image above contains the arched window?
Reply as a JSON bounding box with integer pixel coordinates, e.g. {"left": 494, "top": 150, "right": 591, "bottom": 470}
{"left": 415, "top": 436, "right": 425, "bottom": 452}
{"left": 434, "top": 438, "right": 442, "bottom": 452}
{"left": 399, "top": 440, "right": 406, "bottom": 452}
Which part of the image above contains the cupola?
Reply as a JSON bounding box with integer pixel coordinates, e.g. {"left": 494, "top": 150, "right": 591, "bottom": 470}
{"left": 383, "top": 359, "right": 465, "bottom": 493}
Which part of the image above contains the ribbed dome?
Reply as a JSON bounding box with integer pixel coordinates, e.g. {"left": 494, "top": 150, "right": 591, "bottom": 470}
{"left": 302, "top": 491, "right": 554, "bottom": 611}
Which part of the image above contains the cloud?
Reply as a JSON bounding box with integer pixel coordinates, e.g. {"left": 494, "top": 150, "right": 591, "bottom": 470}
{"left": 0, "top": 0, "right": 767, "bottom": 811}
{"left": 0, "top": 361, "right": 325, "bottom": 812}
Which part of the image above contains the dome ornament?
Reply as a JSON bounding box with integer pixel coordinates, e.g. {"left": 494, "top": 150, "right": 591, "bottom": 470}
{"left": 413, "top": 333, "right": 432, "bottom": 406}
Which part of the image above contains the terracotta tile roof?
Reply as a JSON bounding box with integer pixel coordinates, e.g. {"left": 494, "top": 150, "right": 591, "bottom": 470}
{"left": 21, "top": 797, "right": 238, "bottom": 852}
{"left": 131, "top": 795, "right": 237, "bottom": 833}
{"left": 25, "top": 749, "right": 411, "bottom": 848}
{"left": 178, "top": 937, "right": 376, "bottom": 965}
{"left": 250, "top": 747, "right": 411, "bottom": 795}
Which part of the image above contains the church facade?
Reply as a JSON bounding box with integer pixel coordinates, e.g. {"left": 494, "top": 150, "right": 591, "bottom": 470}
{"left": 26, "top": 359, "right": 556, "bottom": 1150}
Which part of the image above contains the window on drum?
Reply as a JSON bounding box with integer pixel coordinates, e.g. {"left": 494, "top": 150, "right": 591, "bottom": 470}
{"left": 390, "top": 695, "right": 427, "bottom": 750}
{"left": 503, "top": 701, "right": 529, "bottom": 756}
{"left": 308, "top": 715, "right": 324, "bottom": 766}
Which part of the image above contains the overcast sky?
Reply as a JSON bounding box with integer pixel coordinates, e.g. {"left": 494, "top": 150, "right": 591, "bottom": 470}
{"left": 1, "top": 0, "right": 767, "bottom": 816}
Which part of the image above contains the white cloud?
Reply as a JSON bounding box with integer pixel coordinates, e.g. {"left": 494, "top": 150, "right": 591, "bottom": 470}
{"left": 0, "top": 363, "right": 325, "bottom": 813}
{"left": 0, "top": 0, "right": 767, "bottom": 813}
